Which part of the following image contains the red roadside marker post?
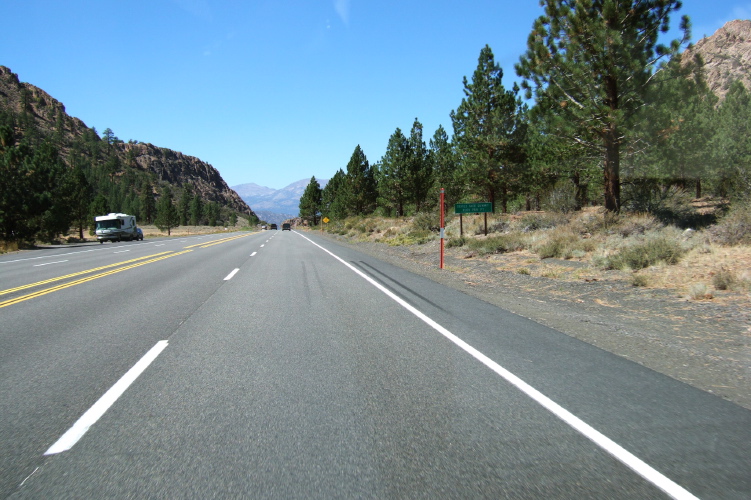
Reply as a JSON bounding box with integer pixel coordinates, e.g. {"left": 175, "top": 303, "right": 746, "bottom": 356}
{"left": 440, "top": 188, "right": 445, "bottom": 269}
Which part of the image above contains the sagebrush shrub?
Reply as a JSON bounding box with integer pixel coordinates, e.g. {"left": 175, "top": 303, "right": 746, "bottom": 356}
{"left": 606, "top": 233, "right": 685, "bottom": 270}
{"left": 710, "top": 203, "right": 751, "bottom": 246}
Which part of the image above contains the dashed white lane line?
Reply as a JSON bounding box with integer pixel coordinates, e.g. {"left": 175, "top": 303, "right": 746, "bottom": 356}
{"left": 33, "top": 260, "right": 68, "bottom": 267}
{"left": 45, "top": 340, "right": 169, "bottom": 455}
{"left": 250, "top": 252, "right": 257, "bottom": 257}
{"left": 224, "top": 268, "right": 240, "bottom": 281}
{"left": 297, "top": 232, "right": 699, "bottom": 500}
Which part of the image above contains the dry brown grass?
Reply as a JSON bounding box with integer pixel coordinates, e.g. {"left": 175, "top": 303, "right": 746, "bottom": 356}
{"left": 138, "top": 224, "right": 241, "bottom": 238}
{"left": 637, "top": 245, "right": 751, "bottom": 299}
{"left": 322, "top": 207, "right": 751, "bottom": 306}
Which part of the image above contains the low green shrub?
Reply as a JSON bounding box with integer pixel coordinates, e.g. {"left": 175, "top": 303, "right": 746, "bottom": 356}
{"left": 631, "top": 274, "right": 650, "bottom": 287}
{"left": 466, "top": 233, "right": 528, "bottom": 255}
{"left": 534, "top": 231, "right": 581, "bottom": 259}
{"left": 411, "top": 212, "right": 440, "bottom": 232}
{"left": 605, "top": 234, "right": 685, "bottom": 270}
{"left": 689, "top": 283, "right": 713, "bottom": 300}
{"left": 488, "top": 219, "right": 511, "bottom": 234}
{"left": 386, "top": 230, "right": 434, "bottom": 246}
{"left": 616, "top": 213, "right": 662, "bottom": 237}
{"left": 446, "top": 236, "right": 467, "bottom": 248}
{"left": 712, "top": 267, "right": 736, "bottom": 290}
{"left": 515, "top": 212, "right": 569, "bottom": 232}
{"left": 709, "top": 203, "right": 751, "bottom": 246}
{"left": 541, "top": 178, "right": 579, "bottom": 214}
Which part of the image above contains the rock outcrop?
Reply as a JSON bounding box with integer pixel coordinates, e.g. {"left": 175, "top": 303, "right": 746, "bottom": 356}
{"left": 684, "top": 19, "right": 751, "bottom": 101}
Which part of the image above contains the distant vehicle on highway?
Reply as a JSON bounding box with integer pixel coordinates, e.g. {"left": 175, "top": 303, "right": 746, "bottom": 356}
{"left": 135, "top": 228, "right": 144, "bottom": 241}
{"left": 270, "top": 223, "right": 278, "bottom": 230}
{"left": 282, "top": 223, "right": 291, "bottom": 231}
{"left": 261, "top": 224, "right": 267, "bottom": 230}
{"left": 94, "top": 213, "right": 138, "bottom": 243}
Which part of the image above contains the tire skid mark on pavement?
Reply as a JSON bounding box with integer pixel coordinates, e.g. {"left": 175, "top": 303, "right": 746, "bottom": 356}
{"left": 297, "top": 232, "right": 700, "bottom": 500}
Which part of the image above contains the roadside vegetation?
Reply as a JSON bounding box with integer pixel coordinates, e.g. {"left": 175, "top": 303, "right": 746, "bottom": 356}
{"left": 320, "top": 199, "right": 751, "bottom": 301}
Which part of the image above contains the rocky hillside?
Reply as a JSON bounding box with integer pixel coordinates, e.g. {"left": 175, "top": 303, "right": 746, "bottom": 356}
{"left": 0, "top": 65, "right": 254, "bottom": 217}
{"left": 684, "top": 19, "right": 751, "bottom": 100}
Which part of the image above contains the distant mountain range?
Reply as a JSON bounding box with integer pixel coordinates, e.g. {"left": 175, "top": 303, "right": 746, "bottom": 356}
{"left": 232, "top": 179, "right": 328, "bottom": 225}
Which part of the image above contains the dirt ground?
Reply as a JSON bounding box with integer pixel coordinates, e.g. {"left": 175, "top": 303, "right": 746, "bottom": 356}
{"left": 317, "top": 231, "right": 751, "bottom": 411}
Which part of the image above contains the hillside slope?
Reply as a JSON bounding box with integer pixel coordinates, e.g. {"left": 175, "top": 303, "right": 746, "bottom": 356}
{"left": 684, "top": 19, "right": 751, "bottom": 100}
{"left": 0, "top": 65, "right": 254, "bottom": 218}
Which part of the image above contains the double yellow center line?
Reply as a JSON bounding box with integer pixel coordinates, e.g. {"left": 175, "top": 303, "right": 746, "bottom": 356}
{"left": 1, "top": 232, "right": 255, "bottom": 308}
{"left": 0, "top": 251, "right": 191, "bottom": 308}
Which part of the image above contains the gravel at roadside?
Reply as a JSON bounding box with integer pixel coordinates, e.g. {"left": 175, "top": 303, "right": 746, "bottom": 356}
{"left": 318, "top": 232, "right": 751, "bottom": 411}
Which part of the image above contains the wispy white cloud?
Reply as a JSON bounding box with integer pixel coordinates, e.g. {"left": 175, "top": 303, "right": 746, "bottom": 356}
{"left": 334, "top": 0, "right": 350, "bottom": 26}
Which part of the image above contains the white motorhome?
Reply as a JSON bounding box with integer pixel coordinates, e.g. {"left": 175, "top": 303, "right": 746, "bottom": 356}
{"left": 95, "top": 213, "right": 138, "bottom": 243}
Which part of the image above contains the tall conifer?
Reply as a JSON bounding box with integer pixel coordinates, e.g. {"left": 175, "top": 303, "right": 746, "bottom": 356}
{"left": 516, "top": 0, "right": 690, "bottom": 211}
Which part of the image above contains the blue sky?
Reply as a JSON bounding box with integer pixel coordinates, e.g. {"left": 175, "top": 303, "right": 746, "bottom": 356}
{"left": 3, "top": 1, "right": 749, "bottom": 189}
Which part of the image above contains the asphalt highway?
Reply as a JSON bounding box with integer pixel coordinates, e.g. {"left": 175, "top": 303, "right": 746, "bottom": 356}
{"left": 0, "top": 230, "right": 749, "bottom": 498}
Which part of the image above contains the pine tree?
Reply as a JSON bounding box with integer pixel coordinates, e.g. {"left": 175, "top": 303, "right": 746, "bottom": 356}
{"left": 178, "top": 184, "right": 192, "bottom": 226}
{"left": 712, "top": 81, "right": 751, "bottom": 199}
{"left": 299, "top": 176, "right": 322, "bottom": 225}
{"left": 321, "top": 169, "right": 348, "bottom": 219}
{"left": 452, "top": 45, "right": 527, "bottom": 213}
{"left": 140, "top": 181, "right": 156, "bottom": 223}
{"left": 345, "top": 145, "right": 377, "bottom": 215}
{"left": 377, "top": 128, "right": 411, "bottom": 216}
{"left": 516, "top": 0, "right": 690, "bottom": 211}
{"left": 429, "top": 125, "right": 460, "bottom": 209}
{"left": 66, "top": 165, "right": 94, "bottom": 239}
{"left": 155, "top": 186, "right": 180, "bottom": 235}
{"left": 0, "top": 130, "right": 74, "bottom": 242}
{"left": 206, "top": 202, "right": 219, "bottom": 227}
{"left": 635, "top": 52, "right": 717, "bottom": 198}
{"left": 0, "top": 123, "right": 29, "bottom": 240}
{"left": 189, "top": 194, "right": 204, "bottom": 225}
{"left": 407, "top": 118, "right": 433, "bottom": 212}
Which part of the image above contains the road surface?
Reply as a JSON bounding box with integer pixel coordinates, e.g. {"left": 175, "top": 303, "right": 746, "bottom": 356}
{"left": 1, "top": 230, "right": 749, "bottom": 498}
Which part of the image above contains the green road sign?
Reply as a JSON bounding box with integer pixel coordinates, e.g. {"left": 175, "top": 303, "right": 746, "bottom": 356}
{"left": 454, "top": 202, "right": 492, "bottom": 214}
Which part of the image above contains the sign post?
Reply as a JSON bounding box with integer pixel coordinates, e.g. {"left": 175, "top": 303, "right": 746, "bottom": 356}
{"left": 439, "top": 188, "right": 445, "bottom": 269}
{"left": 454, "top": 202, "right": 493, "bottom": 236}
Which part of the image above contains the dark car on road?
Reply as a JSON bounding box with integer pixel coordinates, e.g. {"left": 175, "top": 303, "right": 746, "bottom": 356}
{"left": 270, "top": 223, "right": 278, "bottom": 230}
{"left": 282, "top": 223, "right": 291, "bottom": 231}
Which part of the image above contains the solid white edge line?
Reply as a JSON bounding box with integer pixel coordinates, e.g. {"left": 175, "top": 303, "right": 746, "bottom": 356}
{"left": 296, "top": 232, "right": 699, "bottom": 500}
{"left": 44, "top": 340, "right": 169, "bottom": 455}
{"left": 224, "top": 268, "right": 240, "bottom": 281}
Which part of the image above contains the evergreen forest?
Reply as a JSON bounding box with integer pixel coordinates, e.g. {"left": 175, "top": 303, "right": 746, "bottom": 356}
{"left": 300, "top": 2, "right": 750, "bottom": 229}
{"left": 0, "top": 93, "right": 253, "bottom": 247}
